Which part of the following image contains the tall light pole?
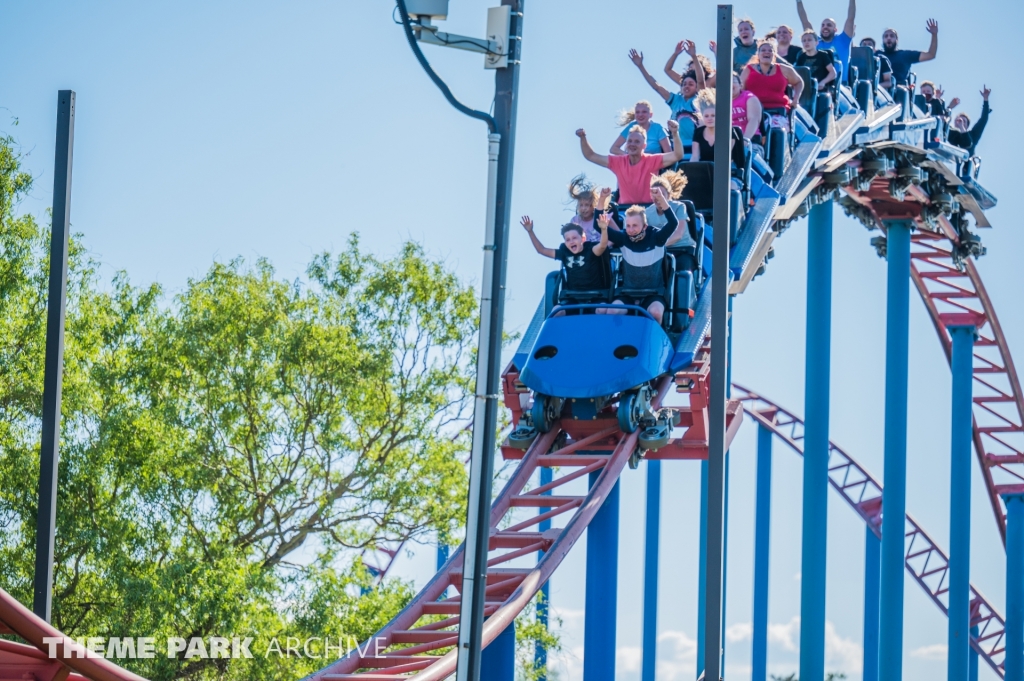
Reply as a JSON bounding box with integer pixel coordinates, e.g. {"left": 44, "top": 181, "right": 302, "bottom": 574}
{"left": 395, "top": 3, "right": 524, "bottom": 679}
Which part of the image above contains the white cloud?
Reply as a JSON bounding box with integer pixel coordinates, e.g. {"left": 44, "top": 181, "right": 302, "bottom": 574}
{"left": 911, "top": 643, "right": 947, "bottom": 660}
{"left": 825, "top": 620, "right": 863, "bottom": 673}
{"left": 726, "top": 622, "right": 753, "bottom": 643}
{"left": 769, "top": 616, "right": 801, "bottom": 652}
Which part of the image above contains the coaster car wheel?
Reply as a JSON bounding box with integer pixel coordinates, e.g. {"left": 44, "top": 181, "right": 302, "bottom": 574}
{"left": 531, "top": 394, "right": 562, "bottom": 434}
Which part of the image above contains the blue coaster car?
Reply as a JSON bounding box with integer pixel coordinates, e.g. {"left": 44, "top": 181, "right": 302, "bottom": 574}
{"left": 520, "top": 304, "right": 673, "bottom": 400}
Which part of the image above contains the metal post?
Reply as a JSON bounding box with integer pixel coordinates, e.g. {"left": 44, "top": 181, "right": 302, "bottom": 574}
{"left": 697, "top": 459, "right": 708, "bottom": 677}
{"left": 584, "top": 470, "right": 620, "bottom": 681}
{"left": 480, "top": 621, "right": 516, "bottom": 681}
{"left": 800, "top": 199, "right": 833, "bottom": 680}
{"left": 752, "top": 425, "right": 773, "bottom": 681}
{"left": 879, "top": 220, "right": 912, "bottom": 681}
{"left": 457, "top": 4, "right": 524, "bottom": 677}
{"left": 437, "top": 543, "right": 450, "bottom": 572}
{"left": 704, "top": 7, "right": 732, "bottom": 681}
{"left": 642, "top": 460, "right": 662, "bottom": 681}
{"left": 33, "top": 90, "right": 76, "bottom": 623}
{"left": 536, "top": 466, "right": 553, "bottom": 680}
{"left": 948, "top": 324, "right": 975, "bottom": 681}
{"left": 721, "top": 296, "right": 734, "bottom": 671}
{"left": 864, "top": 525, "right": 881, "bottom": 681}
{"left": 1004, "top": 492, "right": 1024, "bottom": 681}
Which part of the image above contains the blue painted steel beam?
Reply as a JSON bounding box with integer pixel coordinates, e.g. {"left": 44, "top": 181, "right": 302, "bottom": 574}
{"left": 800, "top": 199, "right": 834, "bottom": 681}
{"left": 880, "top": 220, "right": 912, "bottom": 681}
{"left": 864, "top": 525, "right": 881, "bottom": 681}
{"left": 969, "top": 625, "right": 979, "bottom": 681}
{"left": 585, "top": 470, "right": 620, "bottom": 681}
{"left": 1006, "top": 493, "right": 1024, "bottom": 681}
{"left": 1005, "top": 493, "right": 1024, "bottom": 681}
{"left": 480, "top": 621, "right": 516, "bottom": 681}
{"left": 948, "top": 325, "right": 975, "bottom": 680}
{"left": 752, "top": 425, "right": 773, "bottom": 681}
{"left": 536, "top": 466, "right": 553, "bottom": 679}
{"left": 642, "top": 460, "right": 662, "bottom": 681}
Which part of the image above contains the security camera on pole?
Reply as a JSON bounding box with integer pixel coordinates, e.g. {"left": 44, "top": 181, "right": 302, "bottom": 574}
{"left": 396, "top": 2, "right": 524, "bottom": 679}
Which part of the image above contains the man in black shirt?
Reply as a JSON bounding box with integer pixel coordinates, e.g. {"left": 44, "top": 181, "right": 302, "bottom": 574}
{"left": 606, "top": 204, "right": 684, "bottom": 324}
{"left": 521, "top": 214, "right": 611, "bottom": 298}
{"left": 795, "top": 29, "right": 838, "bottom": 94}
{"left": 949, "top": 86, "right": 992, "bottom": 157}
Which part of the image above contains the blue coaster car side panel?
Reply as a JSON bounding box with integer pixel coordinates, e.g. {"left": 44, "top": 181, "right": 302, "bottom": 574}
{"left": 518, "top": 310, "right": 674, "bottom": 399}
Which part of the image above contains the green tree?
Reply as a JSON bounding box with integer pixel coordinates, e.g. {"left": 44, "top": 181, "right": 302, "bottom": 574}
{"left": 0, "top": 131, "right": 479, "bottom": 679}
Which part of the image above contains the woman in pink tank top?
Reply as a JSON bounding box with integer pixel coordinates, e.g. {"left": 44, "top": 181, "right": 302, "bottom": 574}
{"left": 731, "top": 73, "right": 763, "bottom": 139}
{"left": 740, "top": 42, "right": 804, "bottom": 113}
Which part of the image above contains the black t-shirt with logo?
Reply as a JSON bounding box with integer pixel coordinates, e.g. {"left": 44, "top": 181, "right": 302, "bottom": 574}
{"left": 556, "top": 241, "right": 607, "bottom": 291}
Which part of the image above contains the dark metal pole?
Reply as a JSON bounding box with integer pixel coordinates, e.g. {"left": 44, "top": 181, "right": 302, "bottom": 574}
{"left": 704, "top": 7, "right": 732, "bottom": 681}
{"left": 33, "top": 90, "right": 76, "bottom": 622}
{"left": 457, "top": 3, "right": 523, "bottom": 679}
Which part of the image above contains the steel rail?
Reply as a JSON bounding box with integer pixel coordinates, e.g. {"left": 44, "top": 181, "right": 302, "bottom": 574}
{"left": 908, "top": 231, "right": 1024, "bottom": 542}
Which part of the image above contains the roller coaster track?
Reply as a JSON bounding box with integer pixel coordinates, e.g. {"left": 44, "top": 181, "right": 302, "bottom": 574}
{"left": 908, "top": 231, "right": 1024, "bottom": 542}
{"left": 734, "top": 383, "right": 1007, "bottom": 677}
{"left": 2, "top": 35, "right": 1022, "bottom": 681}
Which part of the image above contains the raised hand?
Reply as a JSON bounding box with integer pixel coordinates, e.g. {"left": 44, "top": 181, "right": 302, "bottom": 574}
{"left": 684, "top": 39, "right": 698, "bottom": 58}
{"left": 949, "top": 97, "right": 960, "bottom": 109}
{"left": 597, "top": 212, "right": 611, "bottom": 230}
{"left": 576, "top": 128, "right": 587, "bottom": 139}
{"left": 926, "top": 18, "right": 938, "bottom": 35}
{"left": 935, "top": 85, "right": 944, "bottom": 99}
{"left": 652, "top": 186, "right": 669, "bottom": 210}
{"left": 629, "top": 49, "right": 644, "bottom": 67}
{"left": 599, "top": 187, "right": 612, "bottom": 200}
{"left": 674, "top": 40, "right": 686, "bottom": 55}
{"left": 709, "top": 40, "right": 717, "bottom": 55}
{"left": 666, "top": 119, "right": 680, "bottom": 133}
{"left": 981, "top": 85, "right": 991, "bottom": 101}
{"left": 521, "top": 216, "right": 534, "bottom": 232}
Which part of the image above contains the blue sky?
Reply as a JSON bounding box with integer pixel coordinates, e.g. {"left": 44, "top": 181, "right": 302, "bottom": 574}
{"left": 4, "top": 0, "right": 1024, "bottom": 679}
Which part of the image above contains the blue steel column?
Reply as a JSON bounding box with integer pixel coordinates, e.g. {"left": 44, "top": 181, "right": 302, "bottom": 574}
{"left": 642, "top": 460, "right": 662, "bottom": 681}
{"left": 864, "top": 526, "right": 881, "bottom": 681}
{"left": 585, "top": 470, "right": 620, "bottom": 681}
{"left": 800, "top": 199, "right": 834, "bottom": 681}
{"left": 880, "top": 220, "right": 912, "bottom": 681}
{"left": 536, "top": 466, "right": 553, "bottom": 679}
{"left": 948, "top": 325, "right": 976, "bottom": 680}
{"left": 1004, "top": 492, "right": 1024, "bottom": 681}
{"left": 969, "top": 625, "right": 979, "bottom": 681}
{"left": 697, "top": 460, "right": 708, "bottom": 678}
{"left": 752, "top": 425, "right": 773, "bottom": 681}
{"left": 480, "top": 622, "right": 516, "bottom": 681}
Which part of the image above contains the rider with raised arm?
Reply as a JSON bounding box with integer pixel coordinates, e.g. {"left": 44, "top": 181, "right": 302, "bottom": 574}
{"left": 632, "top": 45, "right": 703, "bottom": 152}
{"left": 880, "top": 20, "right": 939, "bottom": 87}
{"left": 605, "top": 203, "right": 684, "bottom": 325}
{"left": 915, "top": 81, "right": 953, "bottom": 118}
{"left": 949, "top": 86, "right": 993, "bottom": 157}
{"left": 521, "top": 214, "right": 611, "bottom": 302}
{"left": 796, "top": 0, "right": 856, "bottom": 85}
{"left": 577, "top": 119, "right": 683, "bottom": 205}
